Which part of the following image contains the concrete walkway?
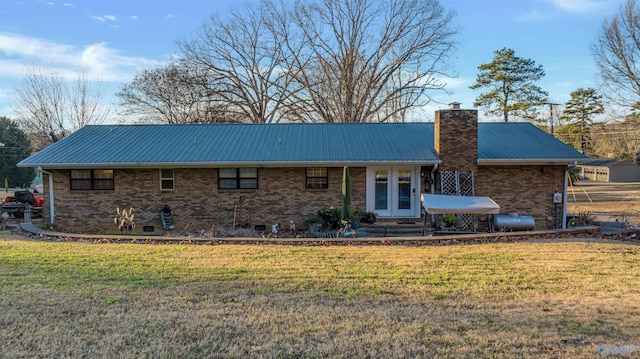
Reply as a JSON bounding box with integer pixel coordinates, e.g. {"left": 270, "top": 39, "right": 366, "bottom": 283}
{"left": 13, "top": 221, "right": 607, "bottom": 245}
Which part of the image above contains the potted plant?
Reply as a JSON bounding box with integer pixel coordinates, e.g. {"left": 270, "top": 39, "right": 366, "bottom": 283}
{"left": 442, "top": 214, "right": 457, "bottom": 228}
{"left": 350, "top": 208, "right": 364, "bottom": 229}
{"left": 361, "top": 211, "right": 377, "bottom": 224}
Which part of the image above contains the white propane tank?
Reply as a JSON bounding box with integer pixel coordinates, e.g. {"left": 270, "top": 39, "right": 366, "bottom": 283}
{"left": 493, "top": 212, "right": 535, "bottom": 231}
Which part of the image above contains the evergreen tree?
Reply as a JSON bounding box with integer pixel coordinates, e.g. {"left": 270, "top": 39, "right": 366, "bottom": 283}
{"left": 470, "top": 48, "right": 548, "bottom": 122}
{"left": 0, "top": 117, "right": 35, "bottom": 187}
{"left": 558, "top": 88, "right": 604, "bottom": 154}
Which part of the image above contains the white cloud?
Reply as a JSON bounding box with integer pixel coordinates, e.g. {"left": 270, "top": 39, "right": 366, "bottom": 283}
{"left": 516, "top": 8, "right": 555, "bottom": 21}
{"left": 0, "top": 88, "right": 17, "bottom": 117}
{"left": 545, "top": 0, "right": 609, "bottom": 13}
{"left": 517, "top": 0, "right": 614, "bottom": 21}
{"left": 442, "top": 76, "right": 472, "bottom": 90}
{"left": 130, "top": 15, "right": 138, "bottom": 20}
{"left": 47, "top": 2, "right": 54, "bottom": 6}
{"left": 166, "top": 14, "right": 176, "bottom": 19}
{"left": 0, "top": 33, "right": 78, "bottom": 66}
{"left": 62, "top": 2, "right": 73, "bottom": 7}
{"left": 91, "top": 15, "right": 117, "bottom": 23}
{"left": 0, "top": 33, "right": 164, "bottom": 121}
{"left": 0, "top": 32, "right": 161, "bottom": 82}
{"left": 0, "top": 88, "right": 13, "bottom": 100}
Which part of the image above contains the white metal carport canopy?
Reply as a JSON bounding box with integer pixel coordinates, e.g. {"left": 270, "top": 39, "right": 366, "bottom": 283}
{"left": 420, "top": 194, "right": 500, "bottom": 215}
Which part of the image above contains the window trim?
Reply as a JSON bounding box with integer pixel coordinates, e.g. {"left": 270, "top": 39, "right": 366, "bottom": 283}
{"left": 160, "top": 169, "right": 175, "bottom": 191}
{"left": 70, "top": 169, "right": 114, "bottom": 191}
{"left": 306, "top": 167, "right": 328, "bottom": 190}
{"left": 218, "top": 168, "right": 258, "bottom": 190}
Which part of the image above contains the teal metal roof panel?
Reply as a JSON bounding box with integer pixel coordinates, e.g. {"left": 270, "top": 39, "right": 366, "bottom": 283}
{"left": 19, "top": 123, "right": 438, "bottom": 167}
{"left": 478, "top": 123, "right": 588, "bottom": 161}
{"left": 18, "top": 122, "right": 588, "bottom": 168}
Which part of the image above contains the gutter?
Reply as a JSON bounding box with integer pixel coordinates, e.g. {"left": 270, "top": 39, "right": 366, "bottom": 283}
{"left": 477, "top": 158, "right": 588, "bottom": 166}
{"left": 18, "top": 160, "right": 442, "bottom": 170}
{"left": 562, "top": 167, "right": 568, "bottom": 229}
{"left": 37, "top": 167, "right": 55, "bottom": 223}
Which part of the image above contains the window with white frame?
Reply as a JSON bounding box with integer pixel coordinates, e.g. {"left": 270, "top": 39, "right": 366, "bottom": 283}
{"left": 160, "top": 169, "right": 174, "bottom": 190}
{"left": 218, "top": 168, "right": 258, "bottom": 189}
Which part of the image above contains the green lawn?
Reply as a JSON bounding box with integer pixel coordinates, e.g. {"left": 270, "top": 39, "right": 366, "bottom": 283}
{"left": 1, "top": 233, "right": 639, "bottom": 358}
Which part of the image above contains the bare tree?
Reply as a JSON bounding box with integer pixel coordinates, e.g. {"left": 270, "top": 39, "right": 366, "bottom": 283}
{"left": 117, "top": 61, "right": 232, "bottom": 124}
{"left": 280, "top": 0, "right": 457, "bottom": 122}
{"left": 179, "top": 1, "right": 295, "bottom": 123}
{"left": 69, "top": 70, "right": 108, "bottom": 129}
{"left": 593, "top": 0, "right": 640, "bottom": 108}
{"left": 171, "top": 0, "right": 456, "bottom": 123}
{"left": 14, "top": 67, "right": 108, "bottom": 150}
{"left": 591, "top": 116, "right": 640, "bottom": 158}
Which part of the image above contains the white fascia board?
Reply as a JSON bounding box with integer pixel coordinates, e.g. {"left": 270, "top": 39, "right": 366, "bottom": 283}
{"left": 28, "top": 160, "right": 441, "bottom": 170}
{"left": 478, "top": 158, "right": 583, "bottom": 166}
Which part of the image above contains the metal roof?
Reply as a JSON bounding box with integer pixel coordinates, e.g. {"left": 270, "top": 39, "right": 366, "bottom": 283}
{"left": 477, "top": 123, "right": 588, "bottom": 165}
{"left": 18, "top": 123, "right": 438, "bottom": 168}
{"left": 18, "top": 122, "right": 587, "bottom": 169}
{"left": 578, "top": 158, "right": 635, "bottom": 167}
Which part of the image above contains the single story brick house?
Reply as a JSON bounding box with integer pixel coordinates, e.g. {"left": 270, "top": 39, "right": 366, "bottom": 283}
{"left": 18, "top": 104, "right": 587, "bottom": 234}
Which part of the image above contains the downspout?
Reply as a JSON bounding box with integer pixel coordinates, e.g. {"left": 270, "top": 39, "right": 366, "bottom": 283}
{"left": 562, "top": 167, "right": 568, "bottom": 229}
{"left": 38, "top": 167, "right": 55, "bottom": 223}
{"left": 429, "top": 163, "right": 439, "bottom": 225}
{"left": 430, "top": 163, "right": 439, "bottom": 194}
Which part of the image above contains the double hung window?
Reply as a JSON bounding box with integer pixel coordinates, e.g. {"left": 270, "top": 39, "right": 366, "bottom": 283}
{"left": 219, "top": 168, "right": 258, "bottom": 189}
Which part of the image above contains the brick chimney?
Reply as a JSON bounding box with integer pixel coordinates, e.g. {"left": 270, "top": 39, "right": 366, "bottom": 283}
{"left": 434, "top": 102, "right": 478, "bottom": 172}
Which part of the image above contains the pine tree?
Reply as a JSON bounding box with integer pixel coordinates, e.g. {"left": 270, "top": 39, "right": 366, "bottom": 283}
{"left": 0, "top": 117, "right": 35, "bottom": 187}
{"left": 470, "top": 48, "right": 548, "bottom": 122}
{"left": 558, "top": 88, "right": 604, "bottom": 154}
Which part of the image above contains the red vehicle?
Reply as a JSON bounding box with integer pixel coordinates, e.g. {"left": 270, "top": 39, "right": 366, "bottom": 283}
{"left": 2, "top": 190, "right": 44, "bottom": 218}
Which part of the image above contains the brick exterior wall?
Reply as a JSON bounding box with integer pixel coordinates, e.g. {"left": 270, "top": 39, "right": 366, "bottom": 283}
{"left": 38, "top": 113, "right": 568, "bottom": 234}
{"left": 434, "top": 108, "right": 478, "bottom": 173}
{"left": 476, "top": 165, "right": 567, "bottom": 230}
{"left": 433, "top": 106, "right": 566, "bottom": 230}
{"left": 41, "top": 164, "right": 566, "bottom": 233}
{"left": 43, "top": 167, "right": 366, "bottom": 234}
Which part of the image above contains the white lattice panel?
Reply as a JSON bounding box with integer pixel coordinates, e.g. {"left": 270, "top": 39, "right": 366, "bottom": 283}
{"left": 438, "top": 171, "right": 475, "bottom": 231}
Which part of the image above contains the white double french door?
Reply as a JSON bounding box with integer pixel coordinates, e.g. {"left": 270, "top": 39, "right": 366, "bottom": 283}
{"left": 366, "top": 167, "right": 419, "bottom": 218}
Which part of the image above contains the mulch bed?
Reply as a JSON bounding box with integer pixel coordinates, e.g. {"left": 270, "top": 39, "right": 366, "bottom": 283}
{"left": 6, "top": 226, "right": 640, "bottom": 247}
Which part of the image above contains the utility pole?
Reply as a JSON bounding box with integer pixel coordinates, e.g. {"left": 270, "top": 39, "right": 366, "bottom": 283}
{"left": 544, "top": 102, "right": 560, "bottom": 134}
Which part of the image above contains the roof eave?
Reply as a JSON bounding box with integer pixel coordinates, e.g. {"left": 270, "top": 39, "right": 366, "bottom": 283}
{"left": 21, "top": 159, "right": 442, "bottom": 169}
{"left": 478, "top": 158, "right": 586, "bottom": 166}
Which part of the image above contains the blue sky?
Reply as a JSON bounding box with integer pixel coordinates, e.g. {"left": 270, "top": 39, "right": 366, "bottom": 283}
{"left": 0, "top": 0, "right": 628, "bottom": 122}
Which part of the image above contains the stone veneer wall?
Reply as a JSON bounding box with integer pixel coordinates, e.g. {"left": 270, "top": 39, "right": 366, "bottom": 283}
{"left": 43, "top": 167, "right": 366, "bottom": 234}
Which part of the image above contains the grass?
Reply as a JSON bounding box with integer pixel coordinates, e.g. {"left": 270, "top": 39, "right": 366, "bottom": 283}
{"left": 1, "top": 233, "right": 640, "bottom": 358}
